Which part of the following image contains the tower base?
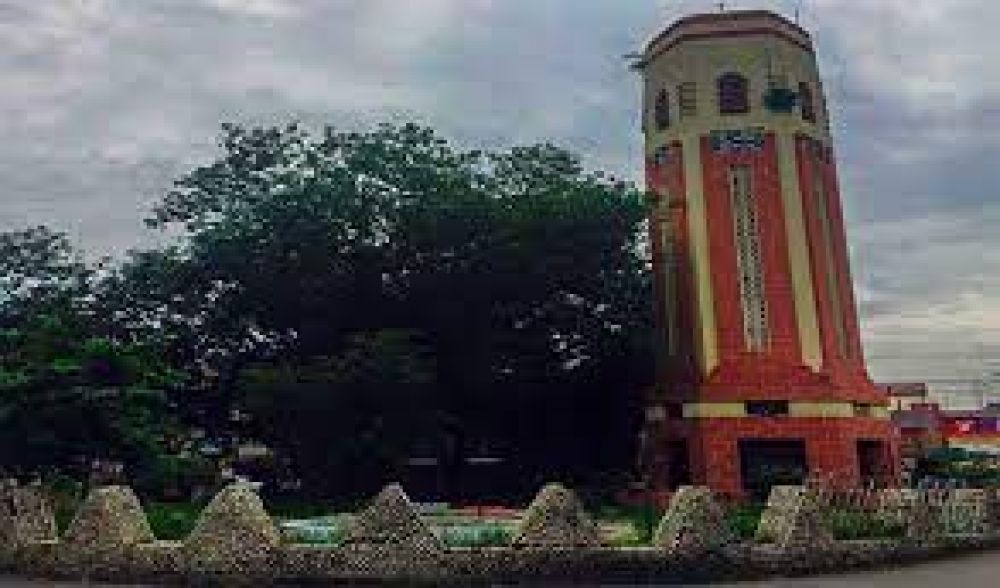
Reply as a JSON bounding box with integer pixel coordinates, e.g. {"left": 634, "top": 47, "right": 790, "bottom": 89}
{"left": 647, "top": 414, "right": 900, "bottom": 501}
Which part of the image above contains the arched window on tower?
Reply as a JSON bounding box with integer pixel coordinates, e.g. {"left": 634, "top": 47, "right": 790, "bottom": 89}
{"left": 654, "top": 89, "right": 671, "bottom": 130}
{"left": 799, "top": 81, "right": 816, "bottom": 122}
{"left": 718, "top": 72, "right": 750, "bottom": 114}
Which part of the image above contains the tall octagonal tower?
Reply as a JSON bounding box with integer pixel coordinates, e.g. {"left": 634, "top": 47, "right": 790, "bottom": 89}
{"left": 636, "top": 10, "right": 899, "bottom": 498}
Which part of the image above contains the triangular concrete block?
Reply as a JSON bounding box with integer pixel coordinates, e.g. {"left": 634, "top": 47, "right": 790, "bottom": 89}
{"left": 0, "top": 482, "right": 57, "bottom": 554}
{"left": 653, "top": 486, "right": 734, "bottom": 554}
{"left": 755, "top": 486, "right": 801, "bottom": 542}
{"left": 63, "top": 485, "right": 154, "bottom": 550}
{"left": 879, "top": 489, "right": 942, "bottom": 542}
{"left": 941, "top": 489, "right": 995, "bottom": 535}
{"left": 183, "top": 483, "right": 280, "bottom": 573}
{"left": 876, "top": 488, "right": 913, "bottom": 527}
{"left": 511, "top": 483, "right": 602, "bottom": 548}
{"left": 755, "top": 486, "right": 832, "bottom": 552}
{"left": 341, "top": 483, "right": 443, "bottom": 554}
{"left": 776, "top": 494, "right": 833, "bottom": 552}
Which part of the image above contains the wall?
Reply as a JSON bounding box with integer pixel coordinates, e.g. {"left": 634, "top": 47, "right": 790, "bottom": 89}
{"left": 3, "top": 482, "right": 1000, "bottom": 584}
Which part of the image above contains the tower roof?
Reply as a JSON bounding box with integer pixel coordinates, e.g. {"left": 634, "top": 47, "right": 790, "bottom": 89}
{"left": 638, "top": 10, "right": 813, "bottom": 69}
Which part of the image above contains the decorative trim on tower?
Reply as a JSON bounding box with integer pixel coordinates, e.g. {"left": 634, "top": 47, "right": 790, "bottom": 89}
{"left": 729, "top": 165, "right": 770, "bottom": 352}
{"left": 681, "top": 402, "right": 891, "bottom": 419}
{"left": 710, "top": 128, "right": 765, "bottom": 153}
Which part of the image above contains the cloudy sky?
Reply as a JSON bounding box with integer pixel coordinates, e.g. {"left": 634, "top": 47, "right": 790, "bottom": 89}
{"left": 1, "top": 0, "right": 997, "bottom": 389}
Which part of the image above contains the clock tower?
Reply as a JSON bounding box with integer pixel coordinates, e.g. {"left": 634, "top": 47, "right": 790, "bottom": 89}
{"left": 636, "top": 10, "right": 899, "bottom": 498}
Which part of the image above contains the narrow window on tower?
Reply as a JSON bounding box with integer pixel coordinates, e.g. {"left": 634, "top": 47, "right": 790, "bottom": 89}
{"left": 718, "top": 72, "right": 750, "bottom": 114}
{"left": 812, "top": 157, "right": 850, "bottom": 359}
{"left": 654, "top": 89, "right": 671, "bottom": 130}
{"left": 799, "top": 82, "right": 816, "bottom": 123}
{"left": 729, "top": 165, "right": 770, "bottom": 352}
{"left": 679, "top": 82, "right": 698, "bottom": 118}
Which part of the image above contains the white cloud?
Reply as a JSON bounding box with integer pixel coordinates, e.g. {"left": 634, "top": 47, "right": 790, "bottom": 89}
{"left": 809, "top": 0, "right": 1000, "bottom": 165}
{"left": 351, "top": 0, "right": 496, "bottom": 54}
{"left": 854, "top": 206, "right": 1000, "bottom": 381}
{"left": 812, "top": 0, "right": 999, "bottom": 107}
{"left": 202, "top": 0, "right": 302, "bottom": 19}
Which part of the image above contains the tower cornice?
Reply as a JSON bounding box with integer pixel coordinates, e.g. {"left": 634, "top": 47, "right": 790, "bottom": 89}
{"left": 638, "top": 10, "right": 814, "bottom": 69}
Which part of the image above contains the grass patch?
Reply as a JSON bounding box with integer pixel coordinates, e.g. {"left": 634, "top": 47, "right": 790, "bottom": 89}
{"left": 596, "top": 504, "right": 661, "bottom": 546}
{"left": 724, "top": 503, "right": 903, "bottom": 541}
{"left": 280, "top": 517, "right": 347, "bottom": 545}
{"left": 440, "top": 523, "right": 512, "bottom": 548}
{"left": 53, "top": 501, "right": 78, "bottom": 534}
{"left": 142, "top": 499, "right": 337, "bottom": 541}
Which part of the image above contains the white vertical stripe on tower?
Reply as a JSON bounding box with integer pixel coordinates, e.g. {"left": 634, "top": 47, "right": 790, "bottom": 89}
{"left": 777, "top": 133, "right": 823, "bottom": 371}
{"left": 682, "top": 135, "right": 719, "bottom": 375}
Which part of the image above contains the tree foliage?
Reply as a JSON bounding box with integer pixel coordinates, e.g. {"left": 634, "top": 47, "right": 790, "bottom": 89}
{"left": 1, "top": 122, "right": 654, "bottom": 502}
{"left": 0, "top": 229, "right": 187, "bottom": 480}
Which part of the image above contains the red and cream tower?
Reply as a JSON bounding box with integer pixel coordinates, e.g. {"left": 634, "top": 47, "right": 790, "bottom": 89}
{"left": 637, "top": 10, "right": 899, "bottom": 498}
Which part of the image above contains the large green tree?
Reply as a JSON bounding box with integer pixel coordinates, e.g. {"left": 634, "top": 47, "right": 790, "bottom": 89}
{"left": 141, "top": 122, "right": 653, "bottom": 500}
{"left": 0, "top": 228, "right": 188, "bottom": 484}
{"left": 1, "top": 122, "right": 653, "bottom": 502}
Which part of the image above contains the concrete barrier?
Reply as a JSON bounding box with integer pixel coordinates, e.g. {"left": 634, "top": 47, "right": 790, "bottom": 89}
{"left": 3, "top": 483, "right": 1000, "bottom": 584}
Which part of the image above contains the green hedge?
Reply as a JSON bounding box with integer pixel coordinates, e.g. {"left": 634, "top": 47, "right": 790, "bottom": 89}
{"left": 145, "top": 502, "right": 204, "bottom": 540}
{"left": 727, "top": 504, "right": 765, "bottom": 540}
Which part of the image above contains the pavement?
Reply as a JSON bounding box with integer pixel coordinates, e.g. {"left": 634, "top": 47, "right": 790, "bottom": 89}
{"left": 0, "top": 580, "right": 140, "bottom": 587}
{"left": 716, "top": 547, "right": 1000, "bottom": 586}
{"left": 2, "top": 549, "right": 1000, "bottom": 586}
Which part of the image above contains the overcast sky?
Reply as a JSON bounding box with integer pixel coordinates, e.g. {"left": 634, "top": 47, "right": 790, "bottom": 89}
{"left": 1, "top": 0, "right": 997, "bottom": 386}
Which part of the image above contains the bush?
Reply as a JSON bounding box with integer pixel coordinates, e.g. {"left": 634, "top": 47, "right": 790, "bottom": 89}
{"left": 596, "top": 504, "right": 661, "bottom": 546}
{"left": 471, "top": 525, "right": 512, "bottom": 548}
{"left": 727, "top": 503, "right": 764, "bottom": 540}
{"left": 42, "top": 473, "right": 85, "bottom": 533}
{"left": 145, "top": 502, "right": 204, "bottom": 540}
{"left": 54, "top": 500, "right": 79, "bottom": 534}
{"left": 131, "top": 454, "right": 216, "bottom": 501}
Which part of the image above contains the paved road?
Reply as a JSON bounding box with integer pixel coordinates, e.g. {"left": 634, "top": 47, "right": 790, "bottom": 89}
{"left": 0, "top": 580, "right": 139, "bottom": 587}
{"left": 717, "top": 548, "right": 1000, "bottom": 587}
{"left": 3, "top": 550, "right": 1000, "bottom": 586}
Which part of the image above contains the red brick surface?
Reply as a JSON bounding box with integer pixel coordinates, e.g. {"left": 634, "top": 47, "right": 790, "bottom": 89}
{"left": 643, "top": 131, "right": 899, "bottom": 497}
{"left": 682, "top": 417, "right": 899, "bottom": 498}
